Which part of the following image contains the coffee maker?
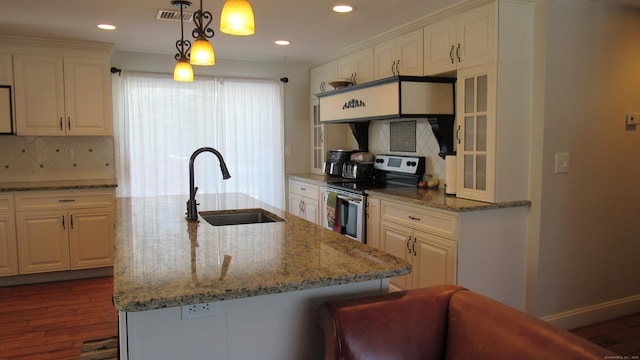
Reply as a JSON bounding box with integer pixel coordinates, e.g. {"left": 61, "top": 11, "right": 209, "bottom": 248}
{"left": 323, "top": 149, "right": 354, "bottom": 177}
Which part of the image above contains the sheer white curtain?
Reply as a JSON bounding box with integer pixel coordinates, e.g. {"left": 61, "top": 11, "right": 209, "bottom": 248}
{"left": 112, "top": 71, "right": 285, "bottom": 209}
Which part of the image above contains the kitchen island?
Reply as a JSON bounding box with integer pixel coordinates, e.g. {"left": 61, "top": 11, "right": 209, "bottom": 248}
{"left": 113, "top": 192, "right": 410, "bottom": 360}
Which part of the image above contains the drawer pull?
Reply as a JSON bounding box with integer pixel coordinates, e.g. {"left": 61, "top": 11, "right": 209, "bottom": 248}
{"left": 300, "top": 187, "right": 307, "bottom": 191}
{"left": 58, "top": 199, "right": 76, "bottom": 203}
{"left": 408, "top": 216, "right": 421, "bottom": 221}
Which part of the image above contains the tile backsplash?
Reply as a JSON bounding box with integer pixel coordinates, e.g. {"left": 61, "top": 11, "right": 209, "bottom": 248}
{"left": 368, "top": 119, "right": 447, "bottom": 182}
{"left": 0, "top": 136, "right": 115, "bottom": 182}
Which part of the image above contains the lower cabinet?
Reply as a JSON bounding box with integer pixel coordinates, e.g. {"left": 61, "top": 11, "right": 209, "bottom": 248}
{"left": 0, "top": 195, "right": 18, "bottom": 276}
{"left": 381, "top": 220, "right": 456, "bottom": 291}
{"left": 9, "top": 189, "right": 115, "bottom": 276}
{"left": 288, "top": 179, "right": 320, "bottom": 225}
{"left": 376, "top": 197, "right": 458, "bottom": 292}
{"left": 370, "top": 195, "right": 529, "bottom": 310}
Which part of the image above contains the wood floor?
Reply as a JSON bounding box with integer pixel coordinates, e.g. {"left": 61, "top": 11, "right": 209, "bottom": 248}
{"left": 0, "top": 276, "right": 118, "bottom": 360}
{"left": 0, "top": 276, "right": 638, "bottom": 359}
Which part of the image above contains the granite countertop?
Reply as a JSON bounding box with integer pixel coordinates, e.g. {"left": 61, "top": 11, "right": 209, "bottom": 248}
{"left": 112, "top": 192, "right": 411, "bottom": 312}
{"left": 0, "top": 179, "right": 118, "bottom": 192}
{"left": 287, "top": 173, "right": 531, "bottom": 212}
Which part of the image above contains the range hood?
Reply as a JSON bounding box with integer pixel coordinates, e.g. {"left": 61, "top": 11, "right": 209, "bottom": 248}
{"left": 316, "top": 76, "right": 456, "bottom": 158}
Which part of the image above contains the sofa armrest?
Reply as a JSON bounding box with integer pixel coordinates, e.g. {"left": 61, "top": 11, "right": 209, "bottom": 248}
{"left": 446, "top": 290, "right": 616, "bottom": 359}
{"left": 317, "top": 285, "right": 465, "bottom": 360}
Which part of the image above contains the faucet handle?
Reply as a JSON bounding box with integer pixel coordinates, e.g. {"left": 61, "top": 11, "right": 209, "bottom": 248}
{"left": 194, "top": 186, "right": 199, "bottom": 196}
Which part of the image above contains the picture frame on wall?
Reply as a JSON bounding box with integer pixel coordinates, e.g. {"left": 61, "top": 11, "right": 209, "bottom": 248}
{"left": 0, "top": 86, "right": 13, "bottom": 134}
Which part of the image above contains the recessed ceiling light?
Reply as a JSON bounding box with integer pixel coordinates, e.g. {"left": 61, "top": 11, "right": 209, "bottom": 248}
{"left": 332, "top": 5, "right": 354, "bottom": 13}
{"left": 275, "top": 40, "right": 290, "bottom": 46}
{"left": 97, "top": 24, "right": 117, "bottom": 30}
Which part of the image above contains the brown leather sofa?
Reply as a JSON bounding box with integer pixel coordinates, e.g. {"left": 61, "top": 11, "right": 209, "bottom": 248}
{"left": 317, "top": 285, "right": 614, "bottom": 360}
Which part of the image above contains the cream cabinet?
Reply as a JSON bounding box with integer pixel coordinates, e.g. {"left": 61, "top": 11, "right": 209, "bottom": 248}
{"left": 379, "top": 198, "right": 457, "bottom": 292}
{"left": 288, "top": 179, "right": 320, "bottom": 225}
{"left": 369, "top": 194, "right": 528, "bottom": 309}
{"left": 454, "top": 0, "right": 532, "bottom": 203}
{"left": 14, "top": 189, "right": 115, "bottom": 274}
{"left": 337, "top": 47, "right": 374, "bottom": 85}
{"left": 0, "top": 53, "right": 12, "bottom": 85}
{"left": 374, "top": 28, "right": 424, "bottom": 79}
{"left": 310, "top": 99, "right": 349, "bottom": 175}
{"left": 310, "top": 61, "right": 338, "bottom": 96}
{"left": 13, "top": 54, "right": 112, "bottom": 136}
{"left": 423, "top": 2, "right": 496, "bottom": 76}
{"left": 365, "top": 196, "right": 380, "bottom": 249}
{"left": 0, "top": 195, "right": 18, "bottom": 277}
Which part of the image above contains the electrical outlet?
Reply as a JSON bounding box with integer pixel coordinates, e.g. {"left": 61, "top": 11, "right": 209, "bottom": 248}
{"left": 181, "top": 302, "right": 216, "bottom": 320}
{"left": 65, "top": 148, "right": 74, "bottom": 159}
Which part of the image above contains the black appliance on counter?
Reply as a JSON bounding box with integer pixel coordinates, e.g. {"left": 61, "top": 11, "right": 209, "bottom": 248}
{"left": 323, "top": 149, "right": 355, "bottom": 177}
{"left": 324, "top": 154, "right": 425, "bottom": 243}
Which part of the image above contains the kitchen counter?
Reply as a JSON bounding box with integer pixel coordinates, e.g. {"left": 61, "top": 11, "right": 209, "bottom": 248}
{"left": 0, "top": 179, "right": 118, "bottom": 192}
{"left": 287, "top": 173, "right": 530, "bottom": 211}
{"left": 112, "top": 192, "right": 410, "bottom": 312}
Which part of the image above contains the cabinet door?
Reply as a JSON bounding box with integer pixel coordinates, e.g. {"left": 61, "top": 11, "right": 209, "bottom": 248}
{"left": 366, "top": 197, "right": 381, "bottom": 249}
{"left": 288, "top": 193, "right": 304, "bottom": 218}
{"left": 423, "top": 17, "right": 457, "bottom": 76}
{"left": 302, "top": 197, "right": 319, "bottom": 224}
{"left": 456, "top": 2, "right": 496, "bottom": 69}
{"left": 396, "top": 29, "right": 424, "bottom": 76}
{"left": 13, "top": 54, "right": 66, "bottom": 136}
{"left": 310, "top": 99, "right": 348, "bottom": 175}
{"left": 456, "top": 64, "right": 496, "bottom": 202}
{"left": 16, "top": 210, "right": 70, "bottom": 274}
{"left": 0, "top": 213, "right": 18, "bottom": 276}
{"left": 412, "top": 231, "right": 456, "bottom": 289}
{"left": 69, "top": 208, "right": 115, "bottom": 269}
{"left": 373, "top": 38, "right": 396, "bottom": 79}
{"left": 339, "top": 48, "right": 374, "bottom": 85}
{"left": 381, "top": 220, "right": 413, "bottom": 291}
{"left": 64, "top": 57, "right": 113, "bottom": 136}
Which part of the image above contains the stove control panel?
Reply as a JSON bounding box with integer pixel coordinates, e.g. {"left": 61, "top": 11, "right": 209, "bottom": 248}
{"left": 374, "top": 155, "right": 425, "bottom": 175}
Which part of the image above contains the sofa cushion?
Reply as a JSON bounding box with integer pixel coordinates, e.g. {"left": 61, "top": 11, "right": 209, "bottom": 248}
{"left": 445, "top": 290, "right": 614, "bottom": 360}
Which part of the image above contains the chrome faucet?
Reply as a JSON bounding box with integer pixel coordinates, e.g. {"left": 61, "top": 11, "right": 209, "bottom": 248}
{"left": 186, "top": 147, "right": 231, "bottom": 222}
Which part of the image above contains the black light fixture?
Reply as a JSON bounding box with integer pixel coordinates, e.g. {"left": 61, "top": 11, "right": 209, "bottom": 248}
{"left": 172, "top": 0, "right": 194, "bottom": 82}
{"left": 190, "top": 0, "right": 216, "bottom": 66}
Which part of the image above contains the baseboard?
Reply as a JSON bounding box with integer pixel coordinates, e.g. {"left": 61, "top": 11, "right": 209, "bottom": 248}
{"left": 542, "top": 293, "right": 640, "bottom": 330}
{"left": 0, "top": 267, "right": 113, "bottom": 287}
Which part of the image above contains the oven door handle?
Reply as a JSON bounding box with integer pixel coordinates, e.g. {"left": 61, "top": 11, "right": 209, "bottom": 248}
{"left": 336, "top": 195, "right": 362, "bottom": 203}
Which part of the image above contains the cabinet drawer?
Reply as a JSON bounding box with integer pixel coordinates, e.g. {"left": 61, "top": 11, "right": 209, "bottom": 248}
{"left": 0, "top": 195, "right": 14, "bottom": 213}
{"left": 15, "top": 189, "right": 115, "bottom": 211}
{"left": 381, "top": 200, "right": 457, "bottom": 239}
{"left": 289, "top": 180, "right": 319, "bottom": 200}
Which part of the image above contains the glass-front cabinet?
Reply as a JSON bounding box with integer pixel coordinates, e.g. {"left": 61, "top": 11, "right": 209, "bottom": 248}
{"left": 456, "top": 63, "right": 495, "bottom": 202}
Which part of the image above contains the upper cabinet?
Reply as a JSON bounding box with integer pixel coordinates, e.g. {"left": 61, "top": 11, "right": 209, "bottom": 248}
{"left": 374, "top": 28, "right": 424, "bottom": 79}
{"left": 13, "top": 55, "right": 113, "bottom": 136}
{"left": 0, "top": 53, "right": 13, "bottom": 85}
{"left": 338, "top": 47, "right": 374, "bottom": 85}
{"left": 310, "top": 60, "right": 338, "bottom": 97}
{"left": 424, "top": 2, "right": 496, "bottom": 76}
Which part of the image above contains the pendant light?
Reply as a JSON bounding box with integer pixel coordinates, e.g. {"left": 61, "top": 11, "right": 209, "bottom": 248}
{"left": 172, "top": 0, "right": 194, "bottom": 82}
{"left": 220, "top": 0, "right": 255, "bottom": 36}
{"left": 190, "top": 0, "right": 216, "bottom": 66}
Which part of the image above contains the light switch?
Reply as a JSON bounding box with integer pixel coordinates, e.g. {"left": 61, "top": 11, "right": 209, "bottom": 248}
{"left": 554, "top": 152, "right": 569, "bottom": 174}
{"left": 626, "top": 114, "right": 639, "bottom": 126}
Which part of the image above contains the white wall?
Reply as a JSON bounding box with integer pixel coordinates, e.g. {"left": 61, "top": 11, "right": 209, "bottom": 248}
{"left": 532, "top": 0, "right": 640, "bottom": 324}
{"left": 110, "top": 51, "right": 311, "bottom": 175}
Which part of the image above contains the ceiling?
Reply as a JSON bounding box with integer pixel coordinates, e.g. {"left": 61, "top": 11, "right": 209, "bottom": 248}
{"left": 0, "top": 0, "right": 463, "bottom": 63}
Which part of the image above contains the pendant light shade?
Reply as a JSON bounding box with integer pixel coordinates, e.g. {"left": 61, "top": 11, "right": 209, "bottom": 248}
{"left": 220, "top": 0, "right": 255, "bottom": 36}
{"left": 174, "top": 60, "right": 194, "bottom": 82}
{"left": 190, "top": 37, "right": 216, "bottom": 65}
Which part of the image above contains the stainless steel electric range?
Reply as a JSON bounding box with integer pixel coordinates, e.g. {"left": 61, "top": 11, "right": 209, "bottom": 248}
{"left": 323, "top": 154, "right": 425, "bottom": 243}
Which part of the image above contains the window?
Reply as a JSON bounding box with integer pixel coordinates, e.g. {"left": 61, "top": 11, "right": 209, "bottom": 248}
{"left": 112, "top": 72, "right": 285, "bottom": 209}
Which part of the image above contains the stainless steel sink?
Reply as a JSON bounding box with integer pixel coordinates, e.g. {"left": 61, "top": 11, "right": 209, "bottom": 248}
{"left": 199, "top": 208, "right": 285, "bottom": 226}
